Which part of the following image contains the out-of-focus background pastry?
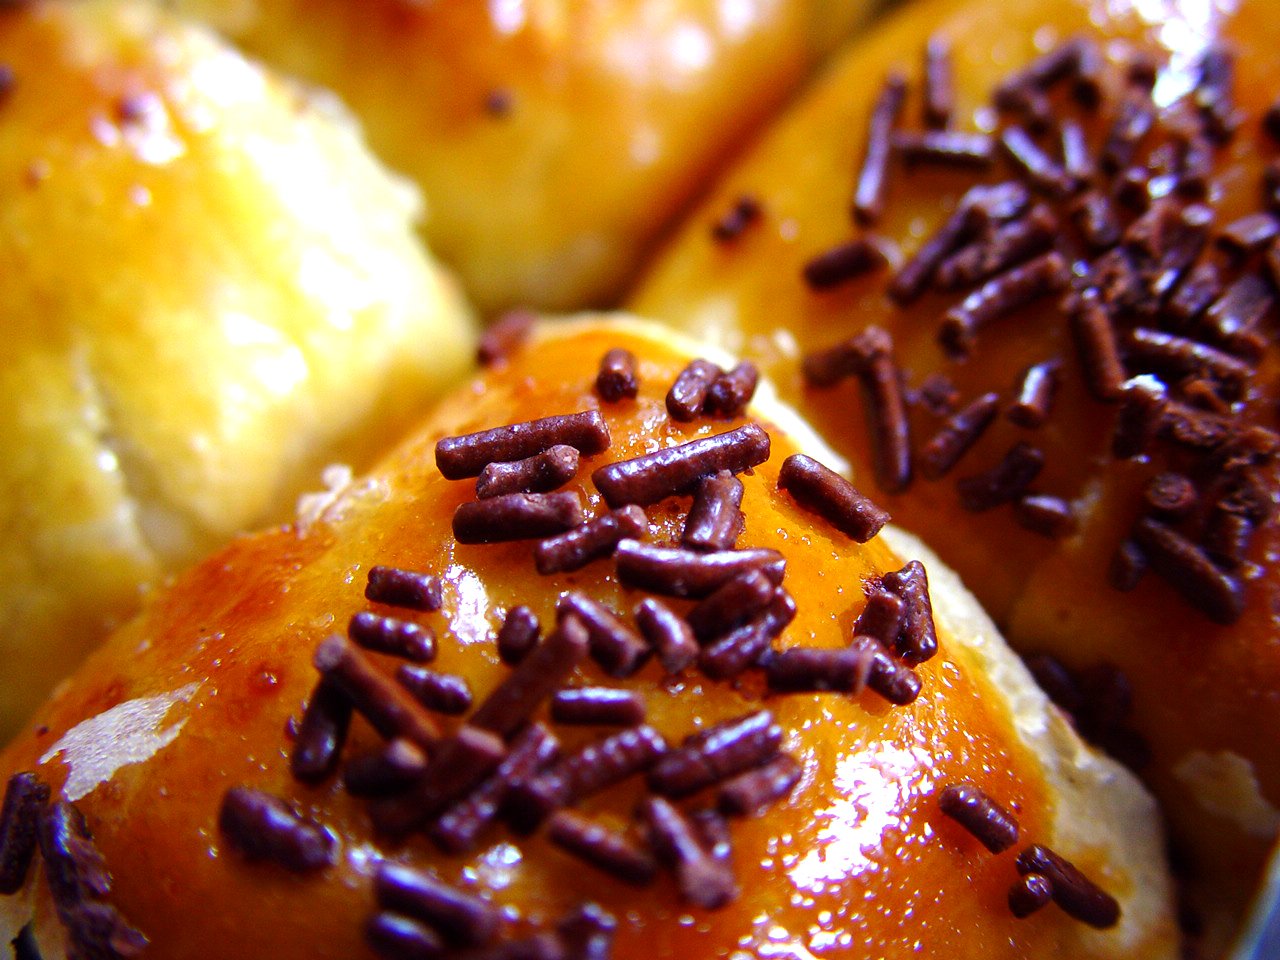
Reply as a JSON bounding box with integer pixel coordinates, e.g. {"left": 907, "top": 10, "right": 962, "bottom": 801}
{"left": 158, "top": 0, "right": 883, "bottom": 313}
{"left": 0, "top": 0, "right": 476, "bottom": 735}
{"left": 631, "top": 0, "right": 1280, "bottom": 950}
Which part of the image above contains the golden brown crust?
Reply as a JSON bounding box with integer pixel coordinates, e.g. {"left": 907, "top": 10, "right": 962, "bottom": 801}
{"left": 0, "top": 0, "right": 476, "bottom": 733}
{"left": 0, "top": 318, "right": 1175, "bottom": 959}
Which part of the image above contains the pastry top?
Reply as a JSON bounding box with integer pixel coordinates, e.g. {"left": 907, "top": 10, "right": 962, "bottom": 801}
{"left": 161, "top": 0, "right": 877, "bottom": 313}
{"left": 0, "top": 0, "right": 475, "bottom": 732}
{"left": 0, "top": 318, "right": 1175, "bottom": 960}
{"left": 631, "top": 0, "right": 1280, "bottom": 943}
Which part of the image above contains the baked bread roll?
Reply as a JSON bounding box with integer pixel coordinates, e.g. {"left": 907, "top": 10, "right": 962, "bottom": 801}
{"left": 0, "top": 0, "right": 476, "bottom": 735}
{"left": 630, "top": 0, "right": 1280, "bottom": 947}
{"left": 0, "top": 318, "right": 1175, "bottom": 959}
{"left": 158, "top": 0, "right": 878, "bottom": 313}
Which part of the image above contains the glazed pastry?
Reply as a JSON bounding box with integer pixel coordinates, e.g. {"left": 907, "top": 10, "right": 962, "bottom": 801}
{"left": 631, "top": 0, "right": 1280, "bottom": 948}
{"left": 0, "top": 319, "right": 1176, "bottom": 960}
{"left": 158, "top": 0, "right": 879, "bottom": 313}
{"left": 0, "top": 0, "right": 476, "bottom": 734}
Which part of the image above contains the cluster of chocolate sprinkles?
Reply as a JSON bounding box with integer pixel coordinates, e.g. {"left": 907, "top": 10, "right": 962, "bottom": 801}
{"left": 797, "top": 30, "right": 1280, "bottom": 623}
{"left": 663, "top": 358, "right": 759, "bottom": 422}
{"left": 937, "top": 781, "right": 1120, "bottom": 928}
{"left": 233, "top": 344, "right": 951, "bottom": 959}
{"left": 0, "top": 772, "right": 147, "bottom": 958}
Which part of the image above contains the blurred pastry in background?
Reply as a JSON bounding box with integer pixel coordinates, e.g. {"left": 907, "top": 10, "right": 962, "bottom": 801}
{"left": 632, "top": 0, "right": 1280, "bottom": 950}
{"left": 0, "top": 0, "right": 476, "bottom": 735}
{"left": 160, "top": 0, "right": 882, "bottom": 313}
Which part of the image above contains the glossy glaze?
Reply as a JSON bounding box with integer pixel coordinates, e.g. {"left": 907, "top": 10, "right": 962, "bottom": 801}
{"left": 632, "top": 0, "right": 1280, "bottom": 945}
{"left": 0, "top": 322, "right": 1172, "bottom": 958}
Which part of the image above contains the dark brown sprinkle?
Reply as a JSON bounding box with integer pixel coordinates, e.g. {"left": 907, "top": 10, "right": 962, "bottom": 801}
{"left": 919, "top": 392, "right": 1000, "bottom": 480}
{"left": 1203, "top": 508, "right": 1254, "bottom": 569}
{"left": 1125, "top": 50, "right": 1159, "bottom": 90}
{"left": 0, "top": 772, "right": 49, "bottom": 894}
{"left": 1059, "top": 119, "right": 1093, "bottom": 184}
{"left": 938, "top": 782, "right": 1019, "bottom": 853}
{"left": 546, "top": 812, "right": 657, "bottom": 886}
{"left": 802, "top": 238, "right": 887, "bottom": 289}
{"left": 454, "top": 491, "right": 586, "bottom": 544}
{"left": 699, "top": 591, "right": 797, "bottom": 679}
{"left": 1080, "top": 246, "right": 1142, "bottom": 314}
{"left": 1217, "top": 212, "right": 1280, "bottom": 257}
{"left": 1069, "top": 289, "right": 1127, "bottom": 402}
{"left": 436, "top": 411, "right": 611, "bottom": 481}
{"left": 1175, "top": 134, "right": 1214, "bottom": 200}
{"left": 313, "top": 633, "right": 440, "bottom": 750}
{"left": 1203, "top": 274, "right": 1274, "bottom": 358}
{"left": 1125, "top": 200, "right": 1211, "bottom": 305}
{"left": 853, "top": 73, "right": 908, "bottom": 225}
{"left": 614, "top": 540, "right": 785, "bottom": 598}
{"left": 557, "top": 596, "right": 650, "bottom": 678}
{"left": 1193, "top": 45, "right": 1237, "bottom": 143}
{"left": 681, "top": 471, "right": 744, "bottom": 552}
{"left": 375, "top": 862, "right": 501, "bottom": 947}
{"left": 510, "top": 727, "right": 668, "bottom": 830}
{"left": 923, "top": 34, "right": 954, "bottom": 128}
{"left": 343, "top": 739, "right": 430, "bottom": 797}
{"left": 956, "top": 442, "right": 1045, "bottom": 512}
{"left": 1112, "top": 376, "right": 1168, "bottom": 460}
{"left": 1108, "top": 539, "right": 1148, "bottom": 591}
{"left": 535, "top": 505, "right": 648, "bottom": 576}
{"left": 648, "top": 711, "right": 780, "bottom": 799}
{"left": 290, "top": 678, "right": 353, "bottom": 784}
{"left": 497, "top": 606, "right": 540, "bottom": 666}
{"left": 1127, "top": 328, "right": 1253, "bottom": 395}
{"left": 1000, "top": 126, "right": 1073, "bottom": 196}
{"left": 1008, "top": 360, "right": 1061, "bottom": 429}
{"left": 557, "top": 903, "right": 617, "bottom": 960}
{"left": 685, "top": 569, "right": 777, "bottom": 643}
{"left": 476, "top": 445, "right": 580, "bottom": 500}
{"left": 592, "top": 424, "right": 770, "bottom": 509}
{"left": 841, "top": 328, "right": 909, "bottom": 486}
{"left": 366, "top": 566, "right": 443, "bottom": 613}
{"left": 1113, "top": 165, "right": 1152, "bottom": 213}
{"left": 852, "top": 587, "right": 905, "bottom": 647}
{"left": 638, "top": 796, "right": 737, "bottom": 910}
{"left": 881, "top": 559, "right": 939, "bottom": 666}
{"left": 431, "top": 723, "right": 559, "bottom": 854}
{"left": 1158, "top": 401, "right": 1235, "bottom": 451}
{"left": 1070, "top": 190, "right": 1122, "bottom": 252}
{"left": 365, "top": 911, "right": 443, "bottom": 960}
{"left": 1266, "top": 98, "right": 1280, "bottom": 142}
{"left": 711, "top": 194, "right": 763, "bottom": 243}
{"left": 217, "top": 787, "right": 335, "bottom": 872}
{"left": 1166, "top": 261, "right": 1222, "bottom": 326}
{"left": 894, "top": 130, "right": 996, "bottom": 169}
{"left": 998, "top": 85, "right": 1055, "bottom": 132}
{"left": 633, "top": 598, "right": 698, "bottom": 675}
{"left": 397, "top": 666, "right": 473, "bottom": 715}
{"left": 37, "top": 802, "right": 120, "bottom": 934}
{"left": 350, "top": 612, "right": 437, "bottom": 663}
{"left": 704, "top": 362, "right": 760, "bottom": 419}
{"left": 477, "top": 310, "right": 535, "bottom": 367}
{"left": 1144, "top": 473, "right": 1198, "bottom": 518}
{"left": 1071, "top": 37, "right": 1105, "bottom": 106}
{"left": 777, "top": 453, "right": 889, "bottom": 542}
{"left": 995, "top": 36, "right": 1090, "bottom": 103}
{"left": 1100, "top": 92, "right": 1155, "bottom": 174}
{"left": 369, "top": 726, "right": 508, "bottom": 836}
{"left": 1016, "top": 844, "right": 1121, "bottom": 928}
{"left": 551, "top": 688, "right": 645, "bottom": 727}
{"left": 666, "top": 359, "right": 722, "bottom": 422}
{"left": 912, "top": 372, "right": 960, "bottom": 416}
{"left": 690, "top": 808, "right": 733, "bottom": 864}
{"left": 936, "top": 205, "right": 1057, "bottom": 290}
{"left": 1133, "top": 516, "right": 1243, "bottom": 624}
{"left": 717, "top": 754, "right": 803, "bottom": 818}
{"left": 595, "top": 348, "right": 640, "bottom": 403}
{"left": 765, "top": 646, "right": 875, "bottom": 694}
{"left": 471, "top": 617, "right": 590, "bottom": 739}
{"left": 940, "top": 251, "right": 1069, "bottom": 357}
{"left": 1014, "top": 494, "right": 1077, "bottom": 538}
{"left": 1023, "top": 653, "right": 1085, "bottom": 716}
{"left": 1010, "top": 874, "right": 1055, "bottom": 918}
{"left": 484, "top": 88, "right": 514, "bottom": 118}
{"left": 11, "top": 924, "right": 39, "bottom": 960}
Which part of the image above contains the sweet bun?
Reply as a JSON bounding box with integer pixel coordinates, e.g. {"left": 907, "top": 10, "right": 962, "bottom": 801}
{"left": 0, "top": 318, "right": 1176, "bottom": 959}
{"left": 158, "top": 0, "right": 879, "bottom": 313}
{"left": 631, "top": 0, "right": 1280, "bottom": 945}
{"left": 0, "top": 0, "right": 476, "bottom": 734}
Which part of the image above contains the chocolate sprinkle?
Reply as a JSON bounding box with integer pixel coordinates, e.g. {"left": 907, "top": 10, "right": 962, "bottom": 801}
{"left": 218, "top": 787, "right": 336, "bottom": 872}
{"left": 313, "top": 633, "right": 441, "bottom": 750}
{"left": 1016, "top": 844, "right": 1121, "bottom": 928}
{"left": 471, "top": 617, "right": 590, "bottom": 739}
{"left": 0, "top": 772, "right": 49, "bottom": 894}
{"left": 849, "top": 636, "right": 922, "bottom": 705}
{"left": 1008, "top": 360, "right": 1061, "bottom": 429}
{"left": 477, "top": 310, "right": 535, "bottom": 367}
{"left": 919, "top": 392, "right": 1000, "bottom": 480}
{"left": 638, "top": 796, "right": 737, "bottom": 910}
{"left": 648, "top": 711, "right": 780, "bottom": 799}
{"left": 557, "top": 596, "right": 651, "bottom": 678}
{"left": 614, "top": 540, "right": 785, "bottom": 599}
{"left": 1000, "top": 126, "right": 1073, "bottom": 196}
{"left": 1112, "top": 376, "right": 1168, "bottom": 460}
{"left": 704, "top": 362, "right": 760, "bottom": 419}
{"left": 592, "top": 424, "right": 771, "bottom": 508}
{"left": 1009, "top": 874, "right": 1055, "bottom": 918}
{"left": 894, "top": 130, "right": 996, "bottom": 169}
{"left": 343, "top": 739, "right": 429, "bottom": 797}
{"left": 1071, "top": 190, "right": 1123, "bottom": 251}
{"left": 436, "top": 411, "right": 611, "bottom": 480}
{"left": 852, "top": 587, "right": 906, "bottom": 647}
{"left": 699, "top": 591, "right": 797, "bottom": 679}
{"left": 1069, "top": 290, "right": 1127, "bottom": 402}
{"left": 956, "top": 442, "right": 1045, "bottom": 512}
{"left": 717, "top": 754, "right": 803, "bottom": 818}
{"left": 936, "top": 204, "right": 1057, "bottom": 289}
{"left": 1132, "top": 516, "right": 1244, "bottom": 624}
{"left": 666, "top": 359, "right": 721, "bottom": 422}
{"left": 633, "top": 598, "right": 699, "bottom": 675}
{"left": 940, "top": 251, "right": 1070, "bottom": 357}
{"left": 366, "top": 566, "right": 443, "bottom": 613}
{"left": 1109, "top": 539, "right": 1148, "bottom": 591}
{"left": 853, "top": 73, "right": 908, "bottom": 225}
{"left": 924, "top": 35, "right": 954, "bottom": 128}
{"left": 595, "top": 349, "right": 640, "bottom": 402}
{"left": 778, "top": 454, "right": 890, "bottom": 542}
{"left": 350, "top": 611, "right": 437, "bottom": 663}
{"left": 711, "top": 195, "right": 763, "bottom": 243}
{"left": 557, "top": 903, "right": 616, "bottom": 960}
{"left": 939, "top": 782, "right": 1020, "bottom": 853}
{"left": 685, "top": 569, "right": 777, "bottom": 643}
{"left": 550, "top": 688, "right": 645, "bottom": 727}
{"left": 375, "top": 862, "right": 502, "bottom": 947}
{"left": 682, "top": 471, "right": 744, "bottom": 552}
{"left": 546, "top": 812, "right": 657, "bottom": 886}
{"left": 476, "top": 445, "right": 581, "bottom": 500}
{"left": 397, "top": 665, "right": 473, "bottom": 715}
{"left": 496, "top": 606, "right": 540, "bottom": 665}
{"left": 881, "top": 560, "right": 939, "bottom": 665}
{"left": 802, "top": 239, "right": 887, "bottom": 289}
{"left": 454, "top": 491, "right": 586, "bottom": 544}
{"left": 365, "top": 911, "right": 443, "bottom": 960}
{"left": 290, "top": 678, "right": 353, "bottom": 784}
{"left": 535, "top": 505, "right": 648, "bottom": 575}
{"left": 1014, "top": 494, "right": 1077, "bottom": 538}
{"left": 765, "top": 646, "right": 875, "bottom": 694}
